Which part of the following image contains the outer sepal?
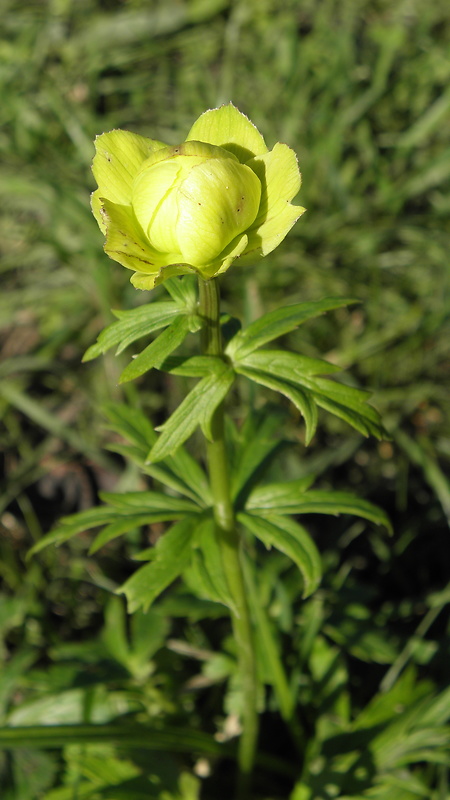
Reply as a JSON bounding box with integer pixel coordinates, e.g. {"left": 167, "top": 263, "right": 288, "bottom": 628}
{"left": 92, "top": 129, "right": 166, "bottom": 207}
{"left": 101, "top": 200, "right": 173, "bottom": 276}
{"left": 240, "top": 143, "right": 305, "bottom": 263}
{"left": 186, "top": 103, "right": 268, "bottom": 162}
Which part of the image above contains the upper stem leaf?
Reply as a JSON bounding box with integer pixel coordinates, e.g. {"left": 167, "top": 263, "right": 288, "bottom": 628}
{"left": 226, "top": 297, "right": 358, "bottom": 360}
{"left": 147, "top": 362, "right": 235, "bottom": 463}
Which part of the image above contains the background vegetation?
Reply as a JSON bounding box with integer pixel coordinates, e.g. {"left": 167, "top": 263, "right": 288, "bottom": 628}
{"left": 1, "top": 0, "right": 449, "bottom": 797}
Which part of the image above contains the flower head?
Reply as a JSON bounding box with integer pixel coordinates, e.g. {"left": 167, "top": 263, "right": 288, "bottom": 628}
{"left": 91, "top": 104, "right": 305, "bottom": 290}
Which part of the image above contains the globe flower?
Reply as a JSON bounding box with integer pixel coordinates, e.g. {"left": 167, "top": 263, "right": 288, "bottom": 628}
{"left": 91, "top": 104, "right": 305, "bottom": 290}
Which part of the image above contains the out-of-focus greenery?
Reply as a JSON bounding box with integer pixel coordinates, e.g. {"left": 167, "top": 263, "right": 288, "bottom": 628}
{"left": 1, "top": 0, "right": 449, "bottom": 798}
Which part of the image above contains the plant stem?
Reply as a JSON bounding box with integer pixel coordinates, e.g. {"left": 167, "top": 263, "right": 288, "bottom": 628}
{"left": 198, "top": 277, "right": 259, "bottom": 795}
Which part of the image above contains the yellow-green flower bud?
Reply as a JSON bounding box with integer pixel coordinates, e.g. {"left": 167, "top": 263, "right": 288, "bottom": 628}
{"left": 91, "top": 104, "right": 305, "bottom": 290}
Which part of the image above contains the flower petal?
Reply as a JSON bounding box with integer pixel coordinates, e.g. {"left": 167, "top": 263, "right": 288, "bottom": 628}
{"left": 186, "top": 104, "right": 268, "bottom": 162}
{"left": 130, "top": 272, "right": 158, "bottom": 291}
{"left": 132, "top": 159, "right": 183, "bottom": 249}
{"left": 91, "top": 189, "right": 106, "bottom": 233}
{"left": 92, "top": 130, "right": 166, "bottom": 206}
{"left": 130, "top": 263, "right": 193, "bottom": 291}
{"left": 101, "top": 198, "right": 174, "bottom": 274}
{"left": 198, "top": 233, "right": 249, "bottom": 279}
{"left": 131, "top": 141, "right": 238, "bottom": 251}
{"left": 239, "top": 143, "right": 305, "bottom": 262}
{"left": 175, "top": 159, "right": 261, "bottom": 267}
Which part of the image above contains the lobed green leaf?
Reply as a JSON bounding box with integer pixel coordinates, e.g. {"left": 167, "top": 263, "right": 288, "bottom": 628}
{"left": 311, "top": 386, "right": 387, "bottom": 440}
{"left": 89, "top": 514, "right": 184, "bottom": 555}
{"left": 83, "top": 301, "right": 181, "bottom": 361}
{"left": 119, "top": 315, "right": 191, "bottom": 382}
{"left": 193, "top": 516, "right": 237, "bottom": 612}
{"left": 158, "top": 354, "right": 225, "bottom": 377}
{"left": 236, "top": 355, "right": 387, "bottom": 441}
{"left": 103, "top": 403, "right": 211, "bottom": 505}
{"left": 88, "top": 491, "right": 200, "bottom": 553}
{"left": 99, "top": 491, "right": 199, "bottom": 513}
{"left": 119, "top": 516, "right": 199, "bottom": 612}
{"left": 247, "top": 486, "right": 392, "bottom": 533}
{"left": 237, "top": 348, "right": 341, "bottom": 378}
{"left": 236, "top": 365, "right": 318, "bottom": 444}
{"left": 238, "top": 511, "right": 322, "bottom": 598}
{"left": 245, "top": 476, "right": 315, "bottom": 510}
{"left": 230, "top": 407, "right": 292, "bottom": 503}
{"left": 226, "top": 297, "right": 357, "bottom": 359}
{"left": 28, "top": 490, "right": 199, "bottom": 558}
{"left": 28, "top": 507, "right": 121, "bottom": 556}
{"left": 147, "top": 364, "right": 234, "bottom": 463}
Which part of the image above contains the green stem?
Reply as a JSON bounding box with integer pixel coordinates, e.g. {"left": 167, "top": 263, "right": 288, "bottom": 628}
{"left": 198, "top": 277, "right": 259, "bottom": 795}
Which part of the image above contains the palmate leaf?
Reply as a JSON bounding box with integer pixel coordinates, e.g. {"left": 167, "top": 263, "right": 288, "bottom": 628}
{"left": 100, "top": 490, "right": 198, "bottom": 513}
{"left": 305, "top": 375, "right": 387, "bottom": 440}
{"left": 83, "top": 301, "right": 181, "bottom": 361}
{"left": 238, "top": 511, "right": 322, "bottom": 597}
{"left": 88, "top": 515, "right": 178, "bottom": 556}
{"left": 235, "top": 364, "right": 318, "bottom": 444}
{"left": 119, "top": 315, "right": 192, "bottom": 383}
{"left": 226, "top": 297, "right": 357, "bottom": 360}
{"left": 244, "top": 476, "right": 315, "bottom": 510}
{"left": 192, "top": 516, "right": 237, "bottom": 612}
{"left": 89, "top": 491, "right": 200, "bottom": 553}
{"left": 119, "top": 516, "right": 200, "bottom": 612}
{"left": 28, "top": 506, "right": 125, "bottom": 555}
{"left": 239, "top": 349, "right": 341, "bottom": 378}
{"left": 294, "top": 667, "right": 450, "bottom": 799}
{"left": 246, "top": 483, "right": 392, "bottom": 533}
{"left": 147, "top": 363, "right": 235, "bottom": 463}
{"left": 158, "top": 354, "right": 225, "bottom": 377}
{"left": 230, "top": 406, "right": 294, "bottom": 504}
{"left": 103, "top": 403, "right": 212, "bottom": 505}
{"left": 28, "top": 491, "right": 199, "bottom": 557}
{"left": 235, "top": 348, "right": 387, "bottom": 441}
{"left": 376, "top": 726, "right": 450, "bottom": 769}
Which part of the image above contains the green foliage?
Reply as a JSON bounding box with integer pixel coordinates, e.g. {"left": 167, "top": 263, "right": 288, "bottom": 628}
{"left": 119, "top": 316, "right": 193, "bottom": 383}
{"left": 95, "top": 285, "right": 386, "bottom": 452}
{"left": 246, "top": 482, "right": 392, "bottom": 532}
{"left": 148, "top": 361, "right": 235, "bottom": 461}
{"left": 103, "top": 402, "right": 212, "bottom": 504}
{"left": 238, "top": 512, "right": 322, "bottom": 599}
{"left": 120, "top": 515, "right": 201, "bottom": 612}
{"left": 292, "top": 667, "right": 450, "bottom": 799}
{"left": 226, "top": 298, "right": 358, "bottom": 360}
{"left": 82, "top": 301, "right": 183, "bottom": 361}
